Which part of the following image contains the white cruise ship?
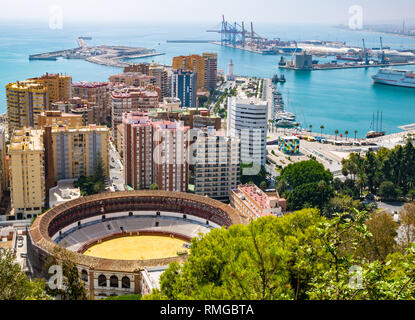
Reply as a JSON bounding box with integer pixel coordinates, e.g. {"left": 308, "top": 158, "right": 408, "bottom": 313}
{"left": 372, "top": 68, "right": 415, "bottom": 88}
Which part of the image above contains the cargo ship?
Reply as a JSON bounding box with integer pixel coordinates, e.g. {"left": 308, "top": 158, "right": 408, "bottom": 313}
{"left": 372, "top": 68, "right": 415, "bottom": 88}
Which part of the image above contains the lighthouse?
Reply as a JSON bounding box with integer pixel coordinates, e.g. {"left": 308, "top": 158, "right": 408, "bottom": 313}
{"left": 226, "top": 59, "right": 235, "bottom": 81}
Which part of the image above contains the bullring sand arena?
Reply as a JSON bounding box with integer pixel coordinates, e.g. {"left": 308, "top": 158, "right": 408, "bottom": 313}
{"left": 83, "top": 235, "right": 188, "bottom": 260}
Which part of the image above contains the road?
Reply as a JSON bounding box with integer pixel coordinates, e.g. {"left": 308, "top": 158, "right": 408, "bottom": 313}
{"left": 109, "top": 141, "right": 125, "bottom": 191}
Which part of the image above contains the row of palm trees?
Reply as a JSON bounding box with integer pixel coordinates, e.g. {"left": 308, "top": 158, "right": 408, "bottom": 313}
{"left": 309, "top": 124, "right": 358, "bottom": 141}
{"left": 268, "top": 121, "right": 359, "bottom": 140}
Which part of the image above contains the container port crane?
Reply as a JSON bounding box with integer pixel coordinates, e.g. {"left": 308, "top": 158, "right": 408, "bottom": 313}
{"left": 362, "top": 39, "right": 370, "bottom": 65}
{"left": 207, "top": 15, "right": 266, "bottom": 48}
{"left": 379, "top": 36, "right": 387, "bottom": 64}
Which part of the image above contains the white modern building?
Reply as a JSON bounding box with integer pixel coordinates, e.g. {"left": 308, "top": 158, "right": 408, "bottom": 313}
{"left": 227, "top": 98, "right": 268, "bottom": 167}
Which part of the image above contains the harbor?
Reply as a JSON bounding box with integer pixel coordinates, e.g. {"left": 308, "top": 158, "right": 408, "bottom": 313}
{"left": 29, "top": 37, "right": 164, "bottom": 68}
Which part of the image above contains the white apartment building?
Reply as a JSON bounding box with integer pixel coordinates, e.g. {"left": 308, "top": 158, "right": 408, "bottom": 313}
{"left": 227, "top": 97, "right": 268, "bottom": 167}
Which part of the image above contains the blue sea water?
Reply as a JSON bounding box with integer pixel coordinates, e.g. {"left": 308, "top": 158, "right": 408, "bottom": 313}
{"left": 1, "top": 20, "right": 415, "bottom": 138}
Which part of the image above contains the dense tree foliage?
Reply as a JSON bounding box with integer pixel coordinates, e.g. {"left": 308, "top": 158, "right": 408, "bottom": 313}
{"left": 342, "top": 141, "right": 415, "bottom": 200}
{"left": 0, "top": 249, "right": 50, "bottom": 300}
{"left": 45, "top": 246, "right": 88, "bottom": 300}
{"left": 276, "top": 160, "right": 334, "bottom": 210}
{"left": 145, "top": 206, "right": 415, "bottom": 300}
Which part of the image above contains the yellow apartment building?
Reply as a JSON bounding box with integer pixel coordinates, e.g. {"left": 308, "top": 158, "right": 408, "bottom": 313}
{"left": 9, "top": 129, "right": 45, "bottom": 219}
{"left": 29, "top": 73, "right": 72, "bottom": 108}
{"left": 172, "top": 54, "right": 206, "bottom": 89}
{"left": 44, "top": 125, "right": 110, "bottom": 184}
{"left": 6, "top": 81, "right": 48, "bottom": 135}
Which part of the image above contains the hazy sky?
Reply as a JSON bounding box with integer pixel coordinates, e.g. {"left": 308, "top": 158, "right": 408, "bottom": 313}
{"left": 3, "top": 0, "right": 415, "bottom": 25}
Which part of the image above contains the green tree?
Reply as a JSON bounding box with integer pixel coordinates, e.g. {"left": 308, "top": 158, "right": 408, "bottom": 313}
{"left": 379, "top": 181, "right": 397, "bottom": 201}
{"left": 355, "top": 211, "right": 398, "bottom": 262}
{"left": 363, "top": 149, "right": 380, "bottom": 194}
{"left": 145, "top": 209, "right": 415, "bottom": 300}
{"left": 74, "top": 153, "right": 107, "bottom": 196}
{"left": 320, "top": 125, "right": 324, "bottom": 137}
{"left": 0, "top": 249, "right": 50, "bottom": 300}
{"left": 198, "top": 95, "right": 208, "bottom": 107}
{"left": 334, "top": 130, "right": 339, "bottom": 140}
{"left": 259, "top": 181, "right": 268, "bottom": 191}
{"left": 287, "top": 181, "right": 334, "bottom": 211}
{"left": 276, "top": 160, "right": 333, "bottom": 191}
{"left": 45, "top": 246, "right": 88, "bottom": 300}
{"left": 150, "top": 183, "right": 159, "bottom": 190}
{"left": 145, "top": 209, "right": 326, "bottom": 300}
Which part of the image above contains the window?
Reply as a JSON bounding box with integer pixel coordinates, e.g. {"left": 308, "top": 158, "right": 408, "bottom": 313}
{"left": 122, "top": 277, "right": 131, "bottom": 289}
{"left": 183, "top": 214, "right": 187, "bottom": 220}
{"left": 81, "top": 270, "right": 88, "bottom": 282}
{"left": 110, "top": 276, "right": 118, "bottom": 288}
{"left": 155, "top": 221, "right": 159, "bottom": 227}
{"left": 129, "top": 212, "right": 133, "bottom": 216}
{"left": 98, "top": 275, "right": 107, "bottom": 287}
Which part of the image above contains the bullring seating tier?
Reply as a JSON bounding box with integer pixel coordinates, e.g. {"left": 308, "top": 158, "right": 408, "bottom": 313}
{"left": 56, "top": 215, "right": 212, "bottom": 252}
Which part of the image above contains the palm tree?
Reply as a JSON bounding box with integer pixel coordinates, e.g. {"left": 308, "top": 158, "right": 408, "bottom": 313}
{"left": 309, "top": 124, "right": 313, "bottom": 133}
{"left": 345, "top": 130, "right": 349, "bottom": 141}
{"left": 335, "top": 129, "right": 339, "bottom": 141}
{"left": 354, "top": 130, "right": 358, "bottom": 140}
{"left": 320, "top": 125, "right": 324, "bottom": 137}
{"left": 295, "top": 122, "right": 300, "bottom": 133}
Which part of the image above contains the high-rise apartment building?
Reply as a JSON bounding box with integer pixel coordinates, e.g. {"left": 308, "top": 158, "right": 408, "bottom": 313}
{"left": 110, "top": 87, "right": 160, "bottom": 139}
{"left": 28, "top": 73, "right": 72, "bottom": 108}
{"left": 72, "top": 81, "right": 110, "bottom": 124}
{"left": 43, "top": 125, "right": 109, "bottom": 184}
{"left": 173, "top": 53, "right": 217, "bottom": 91}
{"left": 194, "top": 128, "right": 240, "bottom": 200}
{"left": 9, "top": 129, "right": 45, "bottom": 219}
{"left": 202, "top": 53, "right": 218, "bottom": 91}
{"left": 149, "top": 64, "right": 170, "bottom": 100}
{"left": 227, "top": 98, "right": 268, "bottom": 166}
{"left": 173, "top": 55, "right": 205, "bottom": 89}
{"left": 6, "top": 81, "right": 48, "bottom": 135}
{"left": 0, "top": 126, "right": 7, "bottom": 200}
{"left": 123, "top": 112, "right": 189, "bottom": 192}
{"left": 171, "top": 70, "right": 197, "bottom": 108}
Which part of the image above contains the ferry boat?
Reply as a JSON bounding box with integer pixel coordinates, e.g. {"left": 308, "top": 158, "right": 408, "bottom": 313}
{"left": 372, "top": 68, "right": 415, "bottom": 88}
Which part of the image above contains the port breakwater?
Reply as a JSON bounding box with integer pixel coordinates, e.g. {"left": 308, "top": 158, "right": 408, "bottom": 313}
{"left": 29, "top": 40, "right": 164, "bottom": 68}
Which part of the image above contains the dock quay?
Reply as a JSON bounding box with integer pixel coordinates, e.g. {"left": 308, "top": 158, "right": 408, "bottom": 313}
{"left": 166, "top": 40, "right": 215, "bottom": 43}
{"left": 29, "top": 38, "right": 164, "bottom": 68}
{"left": 280, "top": 61, "right": 415, "bottom": 71}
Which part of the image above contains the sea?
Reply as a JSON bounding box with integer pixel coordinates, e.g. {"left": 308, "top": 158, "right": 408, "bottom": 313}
{"left": 1, "top": 20, "right": 415, "bottom": 138}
